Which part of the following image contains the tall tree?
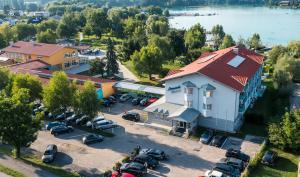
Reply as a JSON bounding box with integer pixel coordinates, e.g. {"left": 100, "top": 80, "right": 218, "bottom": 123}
{"left": 36, "top": 19, "right": 58, "bottom": 33}
{"left": 56, "top": 12, "right": 79, "bottom": 38}
{"left": 148, "top": 34, "right": 175, "bottom": 61}
{"left": 14, "top": 23, "right": 36, "bottom": 40}
{"left": 220, "top": 34, "right": 235, "bottom": 49}
{"left": 0, "top": 33, "right": 6, "bottom": 49}
{"left": 89, "top": 59, "right": 106, "bottom": 77}
{"left": 0, "top": 68, "right": 12, "bottom": 91}
{"left": 268, "top": 45, "right": 287, "bottom": 64}
{"left": 167, "top": 29, "right": 186, "bottom": 56}
{"left": 131, "top": 44, "right": 163, "bottom": 79}
{"left": 75, "top": 81, "right": 99, "bottom": 119}
{"left": 84, "top": 8, "right": 109, "bottom": 38}
{"left": 37, "top": 29, "right": 57, "bottom": 44}
{"left": 184, "top": 23, "right": 206, "bottom": 50}
{"left": 0, "top": 89, "right": 41, "bottom": 158}
{"left": 0, "top": 23, "right": 14, "bottom": 46}
{"left": 105, "top": 39, "right": 119, "bottom": 77}
{"left": 12, "top": 73, "right": 42, "bottom": 102}
{"left": 248, "top": 33, "right": 262, "bottom": 50}
{"left": 146, "top": 15, "right": 169, "bottom": 36}
{"left": 43, "top": 72, "right": 75, "bottom": 113}
{"left": 211, "top": 24, "right": 225, "bottom": 49}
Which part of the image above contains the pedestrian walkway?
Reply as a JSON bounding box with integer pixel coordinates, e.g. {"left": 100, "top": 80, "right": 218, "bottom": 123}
{"left": 0, "top": 152, "right": 58, "bottom": 177}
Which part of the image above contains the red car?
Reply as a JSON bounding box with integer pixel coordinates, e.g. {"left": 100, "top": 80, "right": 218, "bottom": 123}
{"left": 146, "top": 97, "right": 158, "bottom": 106}
{"left": 111, "top": 171, "right": 135, "bottom": 177}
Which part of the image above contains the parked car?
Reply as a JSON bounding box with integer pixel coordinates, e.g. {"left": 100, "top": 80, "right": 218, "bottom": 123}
{"left": 94, "top": 120, "right": 118, "bottom": 130}
{"left": 50, "top": 125, "right": 74, "bottom": 136}
{"left": 139, "top": 97, "right": 149, "bottom": 106}
{"left": 66, "top": 113, "right": 82, "bottom": 125}
{"left": 132, "top": 96, "right": 144, "bottom": 106}
{"left": 55, "top": 111, "right": 74, "bottom": 121}
{"left": 122, "top": 112, "right": 140, "bottom": 122}
{"left": 120, "top": 94, "right": 132, "bottom": 102}
{"left": 219, "top": 157, "right": 246, "bottom": 172}
{"left": 146, "top": 97, "right": 158, "bottom": 106}
{"left": 111, "top": 171, "right": 135, "bottom": 177}
{"left": 200, "top": 130, "right": 214, "bottom": 144}
{"left": 120, "top": 162, "right": 147, "bottom": 177}
{"left": 226, "top": 149, "right": 250, "bottom": 163}
{"left": 42, "top": 144, "right": 57, "bottom": 163}
{"left": 213, "top": 163, "right": 240, "bottom": 177}
{"left": 204, "top": 170, "right": 228, "bottom": 177}
{"left": 210, "top": 135, "right": 226, "bottom": 147}
{"left": 261, "top": 151, "right": 278, "bottom": 166}
{"left": 82, "top": 134, "right": 104, "bottom": 144}
{"left": 133, "top": 154, "right": 159, "bottom": 169}
{"left": 139, "top": 148, "right": 167, "bottom": 160}
{"left": 108, "top": 96, "right": 117, "bottom": 103}
{"left": 103, "top": 99, "right": 113, "bottom": 107}
{"left": 76, "top": 115, "right": 89, "bottom": 126}
{"left": 46, "top": 121, "right": 66, "bottom": 130}
{"left": 86, "top": 116, "right": 105, "bottom": 127}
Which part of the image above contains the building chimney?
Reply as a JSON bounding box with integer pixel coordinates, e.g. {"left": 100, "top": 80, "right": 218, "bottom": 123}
{"left": 233, "top": 47, "right": 239, "bottom": 54}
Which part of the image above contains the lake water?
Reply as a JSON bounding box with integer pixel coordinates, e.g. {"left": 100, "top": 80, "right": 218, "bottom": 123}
{"left": 169, "top": 6, "right": 300, "bottom": 46}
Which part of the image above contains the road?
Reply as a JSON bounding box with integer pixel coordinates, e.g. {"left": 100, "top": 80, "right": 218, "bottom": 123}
{"left": 0, "top": 152, "right": 58, "bottom": 177}
{"left": 116, "top": 61, "right": 139, "bottom": 82}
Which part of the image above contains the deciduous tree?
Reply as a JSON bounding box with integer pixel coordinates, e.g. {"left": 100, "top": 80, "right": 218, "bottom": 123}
{"left": 220, "top": 34, "right": 235, "bottom": 49}
{"left": 184, "top": 23, "right": 206, "bottom": 50}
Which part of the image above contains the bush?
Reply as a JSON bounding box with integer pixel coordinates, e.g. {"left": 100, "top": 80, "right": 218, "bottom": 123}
{"left": 113, "top": 162, "right": 122, "bottom": 171}
{"left": 121, "top": 156, "right": 130, "bottom": 163}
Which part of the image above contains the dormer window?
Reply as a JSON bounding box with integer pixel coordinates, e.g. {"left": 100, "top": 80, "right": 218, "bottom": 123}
{"left": 203, "top": 90, "right": 213, "bottom": 97}
{"left": 187, "top": 88, "right": 193, "bottom": 94}
{"left": 182, "top": 81, "right": 196, "bottom": 95}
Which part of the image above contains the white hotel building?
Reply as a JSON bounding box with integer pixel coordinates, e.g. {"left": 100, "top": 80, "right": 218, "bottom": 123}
{"left": 145, "top": 46, "right": 265, "bottom": 133}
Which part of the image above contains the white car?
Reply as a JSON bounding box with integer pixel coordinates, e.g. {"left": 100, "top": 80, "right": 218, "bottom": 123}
{"left": 86, "top": 116, "right": 105, "bottom": 127}
{"left": 94, "top": 120, "right": 118, "bottom": 130}
{"left": 204, "top": 170, "right": 227, "bottom": 177}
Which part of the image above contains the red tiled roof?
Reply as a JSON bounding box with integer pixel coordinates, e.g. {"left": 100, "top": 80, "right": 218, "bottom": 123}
{"left": 161, "top": 46, "right": 264, "bottom": 92}
{"left": 3, "top": 41, "right": 65, "bottom": 57}
{"left": 9, "top": 60, "right": 49, "bottom": 73}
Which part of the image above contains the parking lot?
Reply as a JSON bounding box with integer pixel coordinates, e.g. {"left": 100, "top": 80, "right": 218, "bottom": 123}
{"left": 30, "top": 100, "right": 264, "bottom": 177}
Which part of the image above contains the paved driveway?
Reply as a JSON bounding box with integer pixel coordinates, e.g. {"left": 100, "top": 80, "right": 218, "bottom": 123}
{"left": 30, "top": 110, "right": 226, "bottom": 177}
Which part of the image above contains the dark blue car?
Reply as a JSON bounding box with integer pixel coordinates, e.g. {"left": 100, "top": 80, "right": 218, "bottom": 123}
{"left": 46, "top": 121, "right": 66, "bottom": 131}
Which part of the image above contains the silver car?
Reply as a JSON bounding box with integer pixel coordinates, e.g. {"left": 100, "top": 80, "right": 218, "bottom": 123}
{"left": 94, "top": 120, "right": 118, "bottom": 130}
{"left": 42, "top": 144, "right": 57, "bottom": 163}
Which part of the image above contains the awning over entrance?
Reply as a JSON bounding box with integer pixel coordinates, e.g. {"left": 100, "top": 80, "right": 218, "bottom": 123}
{"left": 169, "top": 108, "right": 200, "bottom": 123}
{"left": 114, "top": 81, "right": 165, "bottom": 95}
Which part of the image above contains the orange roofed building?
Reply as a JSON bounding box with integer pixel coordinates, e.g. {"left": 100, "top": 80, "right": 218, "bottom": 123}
{"left": 3, "top": 41, "right": 87, "bottom": 71}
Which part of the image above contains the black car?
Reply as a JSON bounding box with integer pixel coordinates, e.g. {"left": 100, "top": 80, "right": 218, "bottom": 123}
{"left": 50, "top": 125, "right": 74, "bottom": 136}
{"left": 261, "top": 151, "right": 278, "bottom": 166}
{"left": 120, "top": 162, "right": 147, "bottom": 177}
{"left": 122, "top": 112, "right": 140, "bottom": 122}
{"left": 76, "top": 115, "right": 89, "bottom": 126}
{"left": 210, "top": 135, "right": 226, "bottom": 147}
{"left": 82, "top": 134, "right": 104, "bottom": 144}
{"left": 226, "top": 149, "right": 250, "bottom": 162}
{"left": 200, "top": 129, "right": 214, "bottom": 144}
{"left": 65, "top": 114, "right": 82, "bottom": 125}
{"left": 133, "top": 154, "right": 159, "bottom": 169}
{"left": 213, "top": 163, "right": 240, "bottom": 177}
{"left": 55, "top": 111, "right": 74, "bottom": 121}
{"left": 42, "top": 144, "right": 57, "bottom": 163}
{"left": 219, "top": 157, "right": 246, "bottom": 172}
{"left": 139, "top": 148, "right": 167, "bottom": 160}
{"left": 46, "top": 121, "right": 66, "bottom": 130}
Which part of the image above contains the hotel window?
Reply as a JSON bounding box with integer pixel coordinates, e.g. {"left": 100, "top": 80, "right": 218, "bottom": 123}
{"left": 203, "top": 104, "right": 212, "bottom": 110}
{"left": 203, "top": 91, "right": 213, "bottom": 97}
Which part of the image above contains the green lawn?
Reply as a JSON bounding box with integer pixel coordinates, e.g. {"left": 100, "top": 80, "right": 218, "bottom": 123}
{"left": 251, "top": 147, "right": 299, "bottom": 177}
{"left": 123, "top": 60, "right": 182, "bottom": 86}
{"left": 0, "top": 164, "right": 27, "bottom": 177}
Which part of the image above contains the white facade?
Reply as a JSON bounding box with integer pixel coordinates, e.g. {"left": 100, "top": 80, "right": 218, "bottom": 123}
{"left": 165, "top": 73, "right": 240, "bottom": 123}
